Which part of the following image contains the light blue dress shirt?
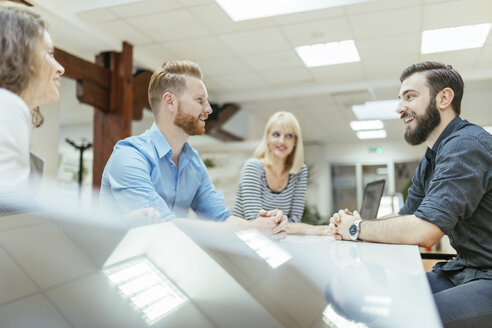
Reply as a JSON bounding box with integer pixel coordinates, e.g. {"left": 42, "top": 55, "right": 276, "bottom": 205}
{"left": 100, "top": 123, "right": 231, "bottom": 221}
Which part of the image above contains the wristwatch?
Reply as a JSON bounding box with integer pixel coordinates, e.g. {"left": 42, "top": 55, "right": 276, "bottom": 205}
{"left": 349, "top": 220, "right": 362, "bottom": 241}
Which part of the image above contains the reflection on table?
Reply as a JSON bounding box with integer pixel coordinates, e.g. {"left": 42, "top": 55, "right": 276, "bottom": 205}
{"left": 0, "top": 201, "right": 442, "bottom": 328}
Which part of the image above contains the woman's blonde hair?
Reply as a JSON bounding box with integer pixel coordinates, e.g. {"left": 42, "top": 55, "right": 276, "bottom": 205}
{"left": 254, "top": 111, "right": 304, "bottom": 174}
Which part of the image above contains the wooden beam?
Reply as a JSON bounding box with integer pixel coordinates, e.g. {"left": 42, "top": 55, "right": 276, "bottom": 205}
{"left": 205, "top": 103, "right": 243, "bottom": 141}
{"left": 76, "top": 79, "right": 109, "bottom": 110}
{"left": 55, "top": 48, "right": 110, "bottom": 89}
{"left": 133, "top": 70, "right": 152, "bottom": 120}
{"left": 92, "top": 42, "right": 133, "bottom": 187}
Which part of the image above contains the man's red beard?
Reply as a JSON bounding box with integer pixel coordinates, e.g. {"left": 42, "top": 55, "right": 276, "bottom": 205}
{"left": 173, "top": 102, "right": 206, "bottom": 136}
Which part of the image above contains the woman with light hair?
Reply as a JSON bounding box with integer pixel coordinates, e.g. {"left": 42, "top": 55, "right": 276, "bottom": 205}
{"left": 0, "top": 2, "right": 64, "bottom": 192}
{"left": 234, "top": 111, "right": 328, "bottom": 235}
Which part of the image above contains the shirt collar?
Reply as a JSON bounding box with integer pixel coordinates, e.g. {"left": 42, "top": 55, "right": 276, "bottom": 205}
{"left": 149, "top": 123, "right": 194, "bottom": 162}
{"left": 431, "top": 116, "right": 465, "bottom": 153}
{"left": 150, "top": 123, "right": 171, "bottom": 158}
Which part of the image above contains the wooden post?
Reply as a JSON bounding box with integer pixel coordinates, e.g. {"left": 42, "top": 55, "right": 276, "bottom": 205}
{"left": 92, "top": 42, "right": 133, "bottom": 187}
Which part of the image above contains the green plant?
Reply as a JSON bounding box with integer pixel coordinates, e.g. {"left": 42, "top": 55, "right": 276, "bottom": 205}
{"left": 202, "top": 158, "right": 216, "bottom": 168}
{"left": 402, "top": 179, "right": 413, "bottom": 202}
{"left": 302, "top": 203, "right": 327, "bottom": 225}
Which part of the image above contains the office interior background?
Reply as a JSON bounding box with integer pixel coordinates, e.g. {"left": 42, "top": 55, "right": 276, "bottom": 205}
{"left": 27, "top": 0, "right": 492, "bottom": 219}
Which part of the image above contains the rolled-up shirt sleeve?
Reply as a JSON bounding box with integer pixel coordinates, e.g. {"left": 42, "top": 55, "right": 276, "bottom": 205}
{"left": 412, "top": 135, "right": 491, "bottom": 234}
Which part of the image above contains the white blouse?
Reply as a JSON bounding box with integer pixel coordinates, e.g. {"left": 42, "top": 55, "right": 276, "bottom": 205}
{"left": 0, "top": 88, "right": 31, "bottom": 192}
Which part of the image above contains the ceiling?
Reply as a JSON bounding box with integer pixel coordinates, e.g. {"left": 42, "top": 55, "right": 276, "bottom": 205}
{"left": 31, "top": 0, "right": 492, "bottom": 145}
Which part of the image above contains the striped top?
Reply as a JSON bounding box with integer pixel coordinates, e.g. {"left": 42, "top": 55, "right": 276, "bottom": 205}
{"left": 233, "top": 158, "right": 308, "bottom": 222}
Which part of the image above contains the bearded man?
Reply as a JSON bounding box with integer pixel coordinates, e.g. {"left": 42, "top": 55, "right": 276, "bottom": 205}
{"left": 100, "top": 60, "right": 287, "bottom": 237}
{"left": 329, "top": 62, "right": 492, "bottom": 328}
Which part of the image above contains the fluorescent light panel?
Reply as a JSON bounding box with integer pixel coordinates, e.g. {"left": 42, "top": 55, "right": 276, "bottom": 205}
{"left": 350, "top": 120, "right": 384, "bottom": 131}
{"left": 352, "top": 100, "right": 400, "bottom": 120}
{"left": 215, "top": 0, "right": 373, "bottom": 21}
{"left": 104, "top": 257, "right": 188, "bottom": 325}
{"left": 421, "top": 24, "right": 491, "bottom": 54}
{"left": 296, "top": 40, "right": 360, "bottom": 67}
{"left": 356, "top": 130, "right": 387, "bottom": 139}
{"left": 236, "top": 229, "right": 292, "bottom": 268}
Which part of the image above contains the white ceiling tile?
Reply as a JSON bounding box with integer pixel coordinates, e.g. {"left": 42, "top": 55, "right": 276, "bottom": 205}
{"left": 165, "top": 36, "right": 233, "bottom": 61}
{"left": 261, "top": 68, "right": 313, "bottom": 85}
{"left": 371, "top": 86, "right": 402, "bottom": 101}
{"left": 0, "top": 223, "right": 96, "bottom": 289}
{"left": 310, "top": 62, "right": 366, "bottom": 84}
{"left": 295, "top": 95, "right": 337, "bottom": 113}
{"left": 77, "top": 8, "right": 119, "bottom": 23}
{"left": 133, "top": 44, "right": 180, "bottom": 70}
{"left": 108, "top": 0, "right": 183, "bottom": 18}
{"left": 422, "top": 0, "right": 492, "bottom": 30}
{"left": 47, "top": 273, "right": 146, "bottom": 328}
{"left": 475, "top": 46, "right": 492, "bottom": 69}
{"left": 211, "top": 73, "right": 268, "bottom": 91}
{"left": 280, "top": 17, "right": 354, "bottom": 47}
{"left": 179, "top": 0, "right": 214, "bottom": 6}
{"left": 0, "top": 247, "right": 38, "bottom": 304}
{"left": 273, "top": 7, "right": 345, "bottom": 25}
{"left": 97, "top": 19, "right": 153, "bottom": 45}
{"left": 127, "top": 9, "right": 210, "bottom": 42}
{"left": 346, "top": 0, "right": 423, "bottom": 15}
{"left": 349, "top": 6, "right": 421, "bottom": 39}
{"left": 219, "top": 28, "right": 292, "bottom": 55}
{"left": 241, "top": 51, "right": 305, "bottom": 71}
{"left": 199, "top": 56, "right": 251, "bottom": 76}
{"left": 188, "top": 3, "right": 276, "bottom": 34}
{"left": 0, "top": 295, "right": 71, "bottom": 328}
{"left": 357, "top": 34, "right": 420, "bottom": 59}
{"left": 363, "top": 55, "right": 420, "bottom": 79}
{"left": 243, "top": 99, "right": 298, "bottom": 113}
{"left": 419, "top": 48, "right": 482, "bottom": 72}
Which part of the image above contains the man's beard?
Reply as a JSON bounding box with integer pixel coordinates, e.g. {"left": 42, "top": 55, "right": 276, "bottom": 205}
{"left": 403, "top": 96, "right": 441, "bottom": 145}
{"left": 173, "top": 103, "right": 206, "bottom": 136}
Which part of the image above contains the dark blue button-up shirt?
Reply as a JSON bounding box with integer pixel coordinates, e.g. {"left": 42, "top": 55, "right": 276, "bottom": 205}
{"left": 400, "top": 116, "right": 492, "bottom": 282}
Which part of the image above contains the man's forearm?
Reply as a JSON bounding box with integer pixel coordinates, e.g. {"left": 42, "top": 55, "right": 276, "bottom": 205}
{"left": 376, "top": 213, "right": 400, "bottom": 220}
{"left": 225, "top": 215, "right": 249, "bottom": 226}
{"left": 359, "top": 214, "right": 444, "bottom": 247}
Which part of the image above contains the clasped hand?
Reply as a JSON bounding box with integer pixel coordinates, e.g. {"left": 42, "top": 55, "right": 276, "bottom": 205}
{"left": 253, "top": 209, "right": 288, "bottom": 239}
{"left": 328, "top": 209, "right": 360, "bottom": 240}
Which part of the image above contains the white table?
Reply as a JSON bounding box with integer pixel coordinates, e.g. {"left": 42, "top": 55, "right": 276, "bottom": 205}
{"left": 0, "top": 208, "right": 442, "bottom": 328}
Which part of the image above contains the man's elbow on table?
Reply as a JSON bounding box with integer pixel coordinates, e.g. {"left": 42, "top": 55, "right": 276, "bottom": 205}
{"left": 414, "top": 216, "right": 445, "bottom": 248}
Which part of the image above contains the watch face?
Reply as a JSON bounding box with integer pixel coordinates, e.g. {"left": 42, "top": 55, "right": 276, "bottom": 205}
{"left": 349, "top": 224, "right": 357, "bottom": 236}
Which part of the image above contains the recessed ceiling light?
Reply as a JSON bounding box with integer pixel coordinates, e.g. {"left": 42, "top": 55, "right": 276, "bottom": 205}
{"left": 215, "top": 0, "right": 374, "bottom": 21}
{"left": 356, "top": 130, "right": 387, "bottom": 139}
{"left": 295, "top": 40, "right": 360, "bottom": 67}
{"left": 236, "top": 230, "right": 292, "bottom": 268}
{"left": 350, "top": 120, "right": 384, "bottom": 131}
{"left": 352, "top": 100, "right": 400, "bottom": 120}
{"left": 104, "top": 257, "right": 188, "bottom": 325}
{"left": 421, "top": 24, "right": 491, "bottom": 54}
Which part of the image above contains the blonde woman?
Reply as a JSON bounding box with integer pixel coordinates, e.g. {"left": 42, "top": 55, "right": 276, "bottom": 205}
{"left": 0, "top": 2, "right": 64, "bottom": 192}
{"left": 234, "top": 111, "right": 328, "bottom": 235}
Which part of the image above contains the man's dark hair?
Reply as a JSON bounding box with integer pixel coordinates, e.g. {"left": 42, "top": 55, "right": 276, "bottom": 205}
{"left": 400, "top": 61, "right": 464, "bottom": 115}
